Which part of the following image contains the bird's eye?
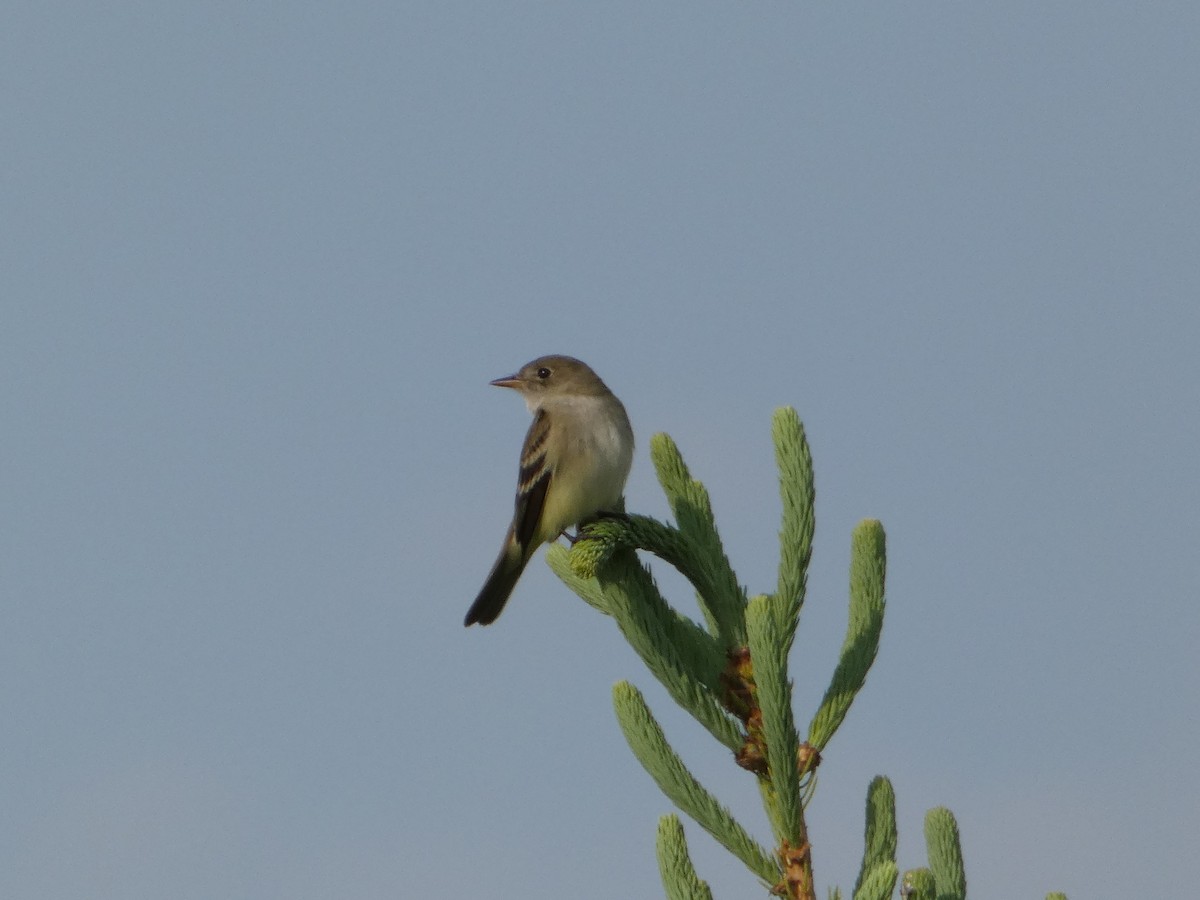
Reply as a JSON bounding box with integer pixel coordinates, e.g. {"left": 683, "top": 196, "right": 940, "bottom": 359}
{"left": 536, "top": 367, "right": 551, "bottom": 379}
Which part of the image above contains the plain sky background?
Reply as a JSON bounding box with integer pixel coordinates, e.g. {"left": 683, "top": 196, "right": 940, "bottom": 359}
{"left": 3, "top": 3, "right": 1197, "bottom": 898}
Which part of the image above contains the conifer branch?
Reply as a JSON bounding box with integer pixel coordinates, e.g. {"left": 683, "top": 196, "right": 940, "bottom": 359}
{"left": 540, "top": 412, "right": 1063, "bottom": 899}
{"left": 550, "top": 545, "right": 742, "bottom": 750}
{"left": 657, "top": 815, "right": 715, "bottom": 900}
{"left": 546, "top": 545, "right": 613, "bottom": 615}
{"left": 854, "top": 776, "right": 897, "bottom": 898}
{"left": 549, "top": 538, "right": 727, "bottom": 692}
{"left": 772, "top": 407, "right": 815, "bottom": 644}
{"left": 807, "top": 520, "right": 886, "bottom": 750}
{"left": 745, "top": 595, "right": 802, "bottom": 845}
{"left": 851, "top": 862, "right": 898, "bottom": 900}
{"left": 650, "top": 434, "right": 747, "bottom": 646}
{"left": 924, "top": 808, "right": 966, "bottom": 900}
{"left": 614, "top": 682, "right": 780, "bottom": 885}
{"left": 900, "top": 869, "right": 936, "bottom": 900}
{"left": 565, "top": 513, "right": 744, "bottom": 661}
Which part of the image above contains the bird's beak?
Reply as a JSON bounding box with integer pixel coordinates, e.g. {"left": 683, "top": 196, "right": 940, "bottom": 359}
{"left": 489, "top": 374, "right": 522, "bottom": 389}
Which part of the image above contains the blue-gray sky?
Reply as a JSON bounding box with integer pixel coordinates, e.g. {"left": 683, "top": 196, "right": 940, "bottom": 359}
{"left": 3, "top": 3, "right": 1197, "bottom": 898}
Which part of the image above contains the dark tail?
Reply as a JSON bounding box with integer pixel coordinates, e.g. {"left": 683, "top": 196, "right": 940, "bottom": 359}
{"left": 464, "top": 542, "right": 530, "bottom": 626}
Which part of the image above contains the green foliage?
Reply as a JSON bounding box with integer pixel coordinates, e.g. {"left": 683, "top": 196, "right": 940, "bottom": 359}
{"left": 613, "top": 681, "right": 779, "bottom": 884}
{"left": 853, "top": 776, "right": 897, "bottom": 898}
{"left": 546, "top": 409, "right": 1061, "bottom": 899}
{"left": 924, "top": 808, "right": 967, "bottom": 900}
{"left": 851, "top": 861, "right": 898, "bottom": 900}
{"left": 547, "top": 542, "right": 741, "bottom": 751}
{"left": 650, "top": 433, "right": 747, "bottom": 645}
{"left": 745, "top": 594, "right": 802, "bottom": 844}
{"left": 657, "top": 815, "right": 715, "bottom": 900}
{"left": 901, "top": 869, "right": 937, "bottom": 900}
{"left": 807, "top": 520, "right": 887, "bottom": 750}
{"left": 772, "top": 407, "right": 816, "bottom": 647}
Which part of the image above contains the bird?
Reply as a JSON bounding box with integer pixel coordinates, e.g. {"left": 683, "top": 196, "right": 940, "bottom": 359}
{"left": 464, "top": 355, "right": 634, "bottom": 626}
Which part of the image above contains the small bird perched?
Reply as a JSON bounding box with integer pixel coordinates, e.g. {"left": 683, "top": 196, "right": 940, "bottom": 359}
{"left": 464, "top": 355, "right": 634, "bottom": 627}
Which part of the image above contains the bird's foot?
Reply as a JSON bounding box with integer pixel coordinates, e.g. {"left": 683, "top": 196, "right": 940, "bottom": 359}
{"left": 562, "top": 509, "right": 629, "bottom": 545}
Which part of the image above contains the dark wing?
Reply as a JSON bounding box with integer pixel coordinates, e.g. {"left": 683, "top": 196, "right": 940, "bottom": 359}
{"left": 512, "top": 408, "right": 552, "bottom": 549}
